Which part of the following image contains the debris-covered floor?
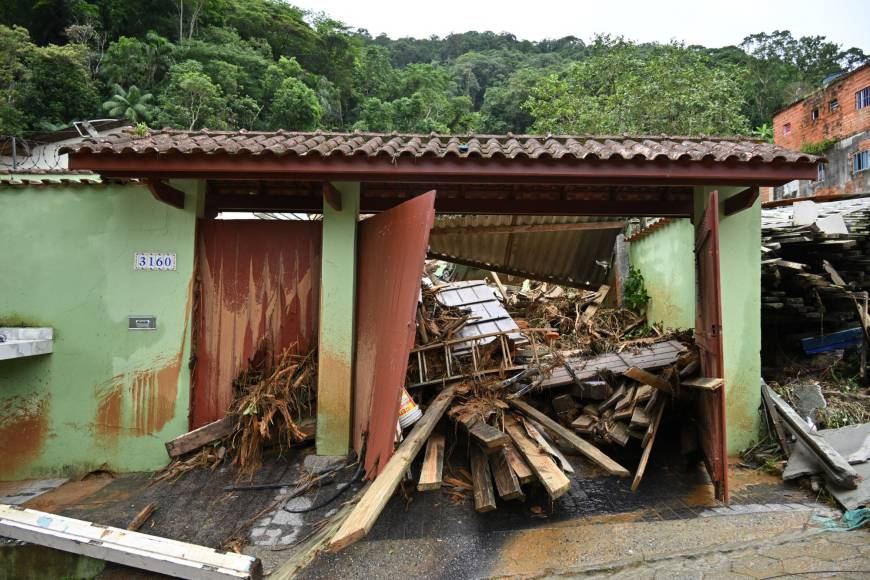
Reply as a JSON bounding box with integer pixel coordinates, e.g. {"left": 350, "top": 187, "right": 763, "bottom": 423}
{"left": 2, "top": 440, "right": 864, "bottom": 579}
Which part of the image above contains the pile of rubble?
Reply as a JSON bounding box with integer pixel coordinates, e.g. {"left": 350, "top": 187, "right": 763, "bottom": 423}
{"left": 390, "top": 277, "right": 702, "bottom": 516}
{"left": 762, "top": 198, "right": 870, "bottom": 361}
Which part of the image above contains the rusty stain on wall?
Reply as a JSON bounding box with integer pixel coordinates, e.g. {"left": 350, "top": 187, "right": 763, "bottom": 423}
{"left": 193, "top": 220, "right": 321, "bottom": 428}
{"left": 0, "top": 393, "right": 50, "bottom": 475}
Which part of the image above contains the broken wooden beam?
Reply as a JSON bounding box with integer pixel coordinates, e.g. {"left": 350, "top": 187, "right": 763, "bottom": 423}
{"left": 489, "top": 448, "right": 525, "bottom": 501}
{"left": 508, "top": 398, "right": 631, "bottom": 477}
{"left": 578, "top": 284, "right": 610, "bottom": 325}
{"left": 417, "top": 433, "right": 445, "bottom": 491}
{"left": 127, "top": 502, "right": 157, "bottom": 532}
{"left": 503, "top": 414, "right": 571, "bottom": 500}
{"left": 470, "top": 445, "right": 497, "bottom": 512}
{"left": 0, "top": 505, "right": 262, "bottom": 579}
{"left": 624, "top": 367, "right": 672, "bottom": 394}
{"left": 164, "top": 417, "right": 234, "bottom": 458}
{"left": 631, "top": 401, "right": 665, "bottom": 492}
{"left": 504, "top": 443, "right": 535, "bottom": 484}
{"left": 680, "top": 377, "right": 724, "bottom": 391}
{"left": 329, "top": 386, "right": 456, "bottom": 552}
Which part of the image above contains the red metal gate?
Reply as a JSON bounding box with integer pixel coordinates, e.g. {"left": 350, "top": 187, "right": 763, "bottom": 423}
{"left": 354, "top": 191, "right": 437, "bottom": 478}
{"left": 192, "top": 219, "right": 321, "bottom": 428}
{"left": 694, "top": 190, "right": 729, "bottom": 502}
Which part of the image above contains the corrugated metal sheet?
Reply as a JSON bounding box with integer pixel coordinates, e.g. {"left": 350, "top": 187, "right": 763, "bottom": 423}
{"left": 192, "top": 220, "right": 321, "bottom": 428}
{"left": 428, "top": 215, "right": 624, "bottom": 288}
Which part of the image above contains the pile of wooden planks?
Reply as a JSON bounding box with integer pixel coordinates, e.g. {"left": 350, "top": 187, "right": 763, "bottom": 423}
{"left": 761, "top": 199, "right": 870, "bottom": 351}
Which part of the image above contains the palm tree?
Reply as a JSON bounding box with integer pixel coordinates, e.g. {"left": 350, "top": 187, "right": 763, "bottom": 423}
{"left": 102, "top": 84, "right": 154, "bottom": 123}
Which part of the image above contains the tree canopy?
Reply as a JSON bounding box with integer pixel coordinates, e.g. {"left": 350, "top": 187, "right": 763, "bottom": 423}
{"left": 0, "top": 1, "right": 866, "bottom": 137}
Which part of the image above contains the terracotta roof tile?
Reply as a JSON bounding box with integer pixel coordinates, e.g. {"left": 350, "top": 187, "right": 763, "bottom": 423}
{"left": 63, "top": 128, "right": 821, "bottom": 165}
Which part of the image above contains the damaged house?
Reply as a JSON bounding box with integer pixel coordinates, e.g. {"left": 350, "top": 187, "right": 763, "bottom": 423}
{"left": 0, "top": 131, "right": 821, "bottom": 575}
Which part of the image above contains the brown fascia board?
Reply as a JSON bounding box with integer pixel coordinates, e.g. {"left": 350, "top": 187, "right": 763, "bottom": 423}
{"left": 69, "top": 151, "right": 819, "bottom": 187}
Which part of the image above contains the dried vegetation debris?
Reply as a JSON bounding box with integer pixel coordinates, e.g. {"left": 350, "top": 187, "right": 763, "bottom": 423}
{"left": 156, "top": 340, "right": 316, "bottom": 483}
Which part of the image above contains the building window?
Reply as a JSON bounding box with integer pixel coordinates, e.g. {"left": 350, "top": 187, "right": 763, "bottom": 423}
{"left": 854, "top": 150, "right": 869, "bottom": 173}
{"left": 811, "top": 108, "right": 819, "bottom": 121}
{"left": 858, "top": 87, "right": 870, "bottom": 110}
{"left": 830, "top": 98, "right": 839, "bottom": 112}
{"left": 817, "top": 163, "right": 826, "bottom": 181}
{"left": 783, "top": 123, "right": 791, "bottom": 135}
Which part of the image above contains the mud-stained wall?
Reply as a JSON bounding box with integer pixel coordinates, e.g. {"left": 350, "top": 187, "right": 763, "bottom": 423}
{"left": 628, "top": 219, "right": 695, "bottom": 331}
{"left": 0, "top": 181, "right": 200, "bottom": 480}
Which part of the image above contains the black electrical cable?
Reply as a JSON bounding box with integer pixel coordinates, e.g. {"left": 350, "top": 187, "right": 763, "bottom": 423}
{"left": 281, "top": 458, "right": 366, "bottom": 514}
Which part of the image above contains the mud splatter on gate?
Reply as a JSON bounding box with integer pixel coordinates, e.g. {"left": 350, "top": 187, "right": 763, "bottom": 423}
{"left": 0, "top": 392, "right": 50, "bottom": 476}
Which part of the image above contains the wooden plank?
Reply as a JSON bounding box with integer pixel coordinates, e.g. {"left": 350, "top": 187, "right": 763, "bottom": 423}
{"left": 489, "top": 448, "right": 525, "bottom": 501}
{"left": 329, "top": 386, "right": 455, "bottom": 552}
{"left": 504, "top": 443, "right": 535, "bottom": 484}
{"left": 508, "top": 398, "right": 631, "bottom": 477}
{"left": 470, "top": 445, "right": 497, "bottom": 512}
{"left": 822, "top": 259, "right": 847, "bottom": 286}
{"left": 523, "top": 418, "right": 574, "bottom": 474}
{"left": 571, "top": 415, "right": 595, "bottom": 433}
{"left": 579, "top": 285, "right": 611, "bottom": 325}
{"left": 614, "top": 385, "right": 637, "bottom": 411}
{"left": 503, "top": 415, "right": 571, "bottom": 500}
{"left": 624, "top": 367, "right": 672, "bottom": 394}
{"left": 598, "top": 384, "right": 626, "bottom": 412}
{"left": 605, "top": 421, "right": 630, "bottom": 447}
{"left": 164, "top": 417, "right": 234, "bottom": 458}
{"left": 468, "top": 421, "right": 510, "bottom": 453}
{"left": 0, "top": 505, "right": 261, "bottom": 579}
{"left": 127, "top": 502, "right": 157, "bottom": 532}
{"left": 417, "top": 433, "right": 445, "bottom": 491}
{"left": 635, "top": 384, "right": 653, "bottom": 401}
{"left": 629, "top": 407, "right": 651, "bottom": 430}
{"left": 631, "top": 402, "right": 665, "bottom": 492}
{"left": 681, "top": 377, "right": 724, "bottom": 391}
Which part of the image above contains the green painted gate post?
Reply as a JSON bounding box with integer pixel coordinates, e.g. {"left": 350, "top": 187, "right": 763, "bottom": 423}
{"left": 316, "top": 182, "right": 360, "bottom": 456}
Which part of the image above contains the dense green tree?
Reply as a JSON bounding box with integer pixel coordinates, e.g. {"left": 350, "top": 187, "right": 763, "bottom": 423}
{"left": 267, "top": 76, "right": 321, "bottom": 130}
{"left": 527, "top": 42, "right": 749, "bottom": 135}
{"left": 0, "top": 25, "right": 35, "bottom": 135}
{"left": 21, "top": 43, "right": 100, "bottom": 129}
{"left": 479, "top": 67, "right": 550, "bottom": 134}
{"left": 158, "top": 60, "right": 225, "bottom": 130}
{"left": 102, "top": 84, "right": 154, "bottom": 122}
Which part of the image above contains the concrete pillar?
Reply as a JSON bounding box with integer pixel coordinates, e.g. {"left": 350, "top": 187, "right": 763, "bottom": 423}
{"left": 694, "top": 186, "right": 761, "bottom": 453}
{"left": 316, "top": 182, "right": 360, "bottom": 456}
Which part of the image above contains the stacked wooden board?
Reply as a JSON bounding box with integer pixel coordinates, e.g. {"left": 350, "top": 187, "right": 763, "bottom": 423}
{"left": 761, "top": 198, "right": 870, "bottom": 347}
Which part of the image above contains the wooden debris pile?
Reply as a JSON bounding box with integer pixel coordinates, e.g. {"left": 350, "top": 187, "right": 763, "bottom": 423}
{"left": 157, "top": 340, "right": 316, "bottom": 483}
{"left": 761, "top": 198, "right": 870, "bottom": 359}
{"left": 415, "top": 284, "right": 472, "bottom": 346}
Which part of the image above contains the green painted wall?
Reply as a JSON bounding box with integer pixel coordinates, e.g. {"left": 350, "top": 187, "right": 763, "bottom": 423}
{"left": 0, "top": 180, "right": 201, "bottom": 480}
{"left": 316, "top": 182, "right": 360, "bottom": 456}
{"left": 628, "top": 219, "right": 695, "bottom": 330}
{"left": 630, "top": 188, "right": 762, "bottom": 454}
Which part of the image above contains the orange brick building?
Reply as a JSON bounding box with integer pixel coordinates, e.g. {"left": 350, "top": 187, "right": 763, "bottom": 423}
{"left": 769, "top": 64, "right": 870, "bottom": 201}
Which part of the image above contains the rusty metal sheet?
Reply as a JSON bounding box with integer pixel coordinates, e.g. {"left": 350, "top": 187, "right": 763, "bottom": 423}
{"left": 694, "top": 189, "right": 729, "bottom": 503}
{"left": 192, "top": 219, "right": 321, "bottom": 428}
{"left": 354, "top": 190, "right": 436, "bottom": 478}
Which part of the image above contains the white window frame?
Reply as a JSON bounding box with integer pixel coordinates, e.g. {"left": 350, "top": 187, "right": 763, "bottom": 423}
{"left": 854, "top": 150, "right": 869, "bottom": 173}
{"left": 857, "top": 87, "right": 870, "bottom": 110}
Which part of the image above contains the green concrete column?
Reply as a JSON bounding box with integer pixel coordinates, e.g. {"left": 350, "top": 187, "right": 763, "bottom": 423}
{"left": 316, "top": 182, "right": 360, "bottom": 456}
{"left": 694, "top": 186, "right": 761, "bottom": 453}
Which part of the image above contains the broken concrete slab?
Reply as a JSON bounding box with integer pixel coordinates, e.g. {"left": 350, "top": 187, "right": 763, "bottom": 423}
{"left": 783, "top": 422, "right": 870, "bottom": 481}
{"left": 790, "top": 381, "right": 827, "bottom": 425}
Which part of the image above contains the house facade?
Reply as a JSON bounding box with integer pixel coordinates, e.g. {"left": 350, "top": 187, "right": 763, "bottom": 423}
{"left": 769, "top": 64, "right": 870, "bottom": 201}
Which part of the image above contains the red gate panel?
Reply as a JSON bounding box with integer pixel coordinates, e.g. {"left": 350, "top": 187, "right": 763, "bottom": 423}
{"left": 694, "top": 190, "right": 729, "bottom": 502}
{"left": 354, "top": 191, "right": 437, "bottom": 477}
{"left": 192, "top": 219, "right": 321, "bottom": 428}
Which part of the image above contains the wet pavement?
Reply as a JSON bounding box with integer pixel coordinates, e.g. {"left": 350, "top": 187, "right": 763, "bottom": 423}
{"left": 2, "top": 430, "right": 868, "bottom": 579}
